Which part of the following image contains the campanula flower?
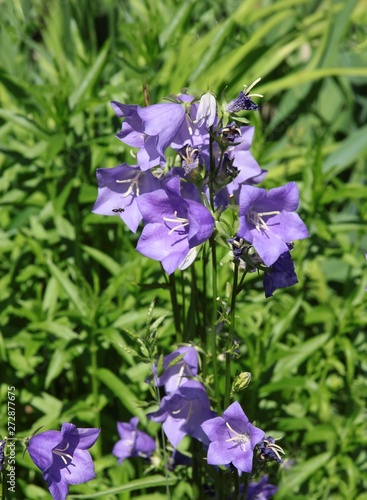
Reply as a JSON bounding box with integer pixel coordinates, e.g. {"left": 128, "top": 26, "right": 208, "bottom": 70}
{"left": 148, "top": 380, "right": 216, "bottom": 448}
{"left": 111, "top": 101, "right": 186, "bottom": 170}
{"left": 112, "top": 418, "right": 156, "bottom": 464}
{"left": 92, "top": 164, "right": 161, "bottom": 232}
{"left": 136, "top": 175, "right": 215, "bottom": 274}
{"left": 238, "top": 182, "right": 309, "bottom": 267}
{"left": 196, "top": 92, "right": 217, "bottom": 128}
{"left": 27, "top": 423, "right": 100, "bottom": 500}
{"left": 201, "top": 401, "right": 264, "bottom": 474}
{"left": 153, "top": 346, "right": 199, "bottom": 394}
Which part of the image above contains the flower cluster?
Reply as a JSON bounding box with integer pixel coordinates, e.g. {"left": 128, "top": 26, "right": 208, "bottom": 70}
{"left": 147, "top": 346, "right": 275, "bottom": 479}
{"left": 147, "top": 346, "right": 216, "bottom": 447}
{"left": 27, "top": 423, "right": 100, "bottom": 500}
{"left": 93, "top": 84, "right": 308, "bottom": 295}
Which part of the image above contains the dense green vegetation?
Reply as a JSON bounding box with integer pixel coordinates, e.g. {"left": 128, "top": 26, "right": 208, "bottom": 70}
{"left": 1, "top": 0, "right": 366, "bottom": 498}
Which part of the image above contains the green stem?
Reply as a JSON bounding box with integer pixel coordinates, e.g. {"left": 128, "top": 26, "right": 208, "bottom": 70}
{"left": 90, "top": 331, "right": 101, "bottom": 459}
{"left": 210, "top": 234, "right": 221, "bottom": 410}
{"left": 224, "top": 262, "right": 239, "bottom": 410}
{"left": 152, "top": 361, "right": 171, "bottom": 500}
{"left": 168, "top": 273, "right": 182, "bottom": 343}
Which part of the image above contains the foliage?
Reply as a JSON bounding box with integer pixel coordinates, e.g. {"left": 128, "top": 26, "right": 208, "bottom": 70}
{"left": 0, "top": 0, "right": 366, "bottom": 498}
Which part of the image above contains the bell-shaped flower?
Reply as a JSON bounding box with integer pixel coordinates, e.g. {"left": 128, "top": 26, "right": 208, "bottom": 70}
{"left": 111, "top": 101, "right": 186, "bottom": 170}
{"left": 196, "top": 92, "right": 217, "bottom": 128}
{"left": 92, "top": 163, "right": 161, "bottom": 232}
{"left": 238, "top": 182, "right": 309, "bottom": 267}
{"left": 27, "top": 423, "right": 100, "bottom": 500}
{"left": 263, "top": 245, "right": 298, "bottom": 297}
{"left": 136, "top": 175, "right": 215, "bottom": 274}
{"left": 147, "top": 380, "right": 216, "bottom": 448}
{"left": 152, "top": 346, "right": 199, "bottom": 394}
{"left": 201, "top": 401, "right": 264, "bottom": 474}
{"left": 112, "top": 418, "right": 156, "bottom": 464}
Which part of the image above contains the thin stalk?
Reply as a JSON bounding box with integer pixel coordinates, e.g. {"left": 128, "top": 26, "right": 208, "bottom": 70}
{"left": 152, "top": 361, "right": 171, "bottom": 500}
{"left": 168, "top": 273, "right": 182, "bottom": 343}
{"left": 224, "top": 262, "right": 239, "bottom": 410}
{"left": 90, "top": 331, "right": 101, "bottom": 459}
{"left": 181, "top": 271, "right": 187, "bottom": 342}
{"left": 210, "top": 234, "right": 221, "bottom": 410}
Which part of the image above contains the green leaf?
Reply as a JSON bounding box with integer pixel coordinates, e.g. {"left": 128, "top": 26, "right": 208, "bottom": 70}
{"left": 273, "top": 333, "right": 329, "bottom": 381}
{"left": 68, "top": 41, "right": 110, "bottom": 110}
{"left": 96, "top": 368, "right": 147, "bottom": 423}
{"left": 277, "top": 453, "right": 331, "bottom": 498}
{"left": 46, "top": 258, "right": 89, "bottom": 317}
{"left": 68, "top": 475, "right": 177, "bottom": 498}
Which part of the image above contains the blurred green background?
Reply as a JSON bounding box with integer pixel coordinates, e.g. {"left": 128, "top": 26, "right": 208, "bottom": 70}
{"left": 0, "top": 0, "right": 366, "bottom": 498}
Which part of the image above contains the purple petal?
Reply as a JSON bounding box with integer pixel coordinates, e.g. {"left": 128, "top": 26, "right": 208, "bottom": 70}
{"left": 28, "top": 431, "right": 61, "bottom": 472}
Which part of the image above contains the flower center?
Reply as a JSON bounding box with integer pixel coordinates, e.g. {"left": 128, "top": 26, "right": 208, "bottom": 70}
{"left": 172, "top": 400, "right": 194, "bottom": 422}
{"left": 163, "top": 211, "right": 189, "bottom": 235}
{"left": 177, "top": 144, "right": 200, "bottom": 174}
{"left": 225, "top": 422, "right": 250, "bottom": 450}
{"left": 116, "top": 172, "right": 142, "bottom": 197}
{"left": 52, "top": 442, "right": 74, "bottom": 467}
{"left": 246, "top": 209, "right": 280, "bottom": 232}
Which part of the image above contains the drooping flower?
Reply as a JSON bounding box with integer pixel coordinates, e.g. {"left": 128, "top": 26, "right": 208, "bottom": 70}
{"left": 246, "top": 474, "right": 278, "bottom": 500}
{"left": 111, "top": 101, "right": 186, "bottom": 170}
{"left": 147, "top": 380, "right": 216, "bottom": 448}
{"left": 263, "top": 245, "right": 298, "bottom": 298}
{"left": 112, "top": 418, "right": 156, "bottom": 464}
{"left": 92, "top": 164, "right": 161, "bottom": 232}
{"left": 27, "top": 423, "right": 100, "bottom": 500}
{"left": 153, "top": 346, "right": 199, "bottom": 394}
{"left": 201, "top": 401, "right": 264, "bottom": 474}
{"left": 196, "top": 92, "right": 217, "bottom": 128}
{"left": 238, "top": 182, "right": 309, "bottom": 267}
{"left": 136, "top": 175, "right": 215, "bottom": 274}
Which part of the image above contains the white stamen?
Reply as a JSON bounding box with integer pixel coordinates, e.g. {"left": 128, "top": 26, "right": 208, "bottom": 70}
{"left": 116, "top": 173, "right": 141, "bottom": 197}
{"left": 243, "top": 77, "right": 263, "bottom": 97}
{"left": 52, "top": 443, "right": 73, "bottom": 465}
{"left": 163, "top": 211, "right": 189, "bottom": 235}
{"left": 246, "top": 209, "right": 280, "bottom": 232}
{"left": 225, "top": 422, "right": 250, "bottom": 450}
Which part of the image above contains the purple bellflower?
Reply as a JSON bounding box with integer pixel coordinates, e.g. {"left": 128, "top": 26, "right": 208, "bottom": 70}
{"left": 238, "top": 182, "right": 309, "bottom": 267}
{"left": 201, "top": 401, "right": 264, "bottom": 474}
{"left": 147, "top": 380, "right": 216, "bottom": 448}
{"left": 111, "top": 101, "right": 186, "bottom": 170}
{"left": 92, "top": 164, "right": 161, "bottom": 232}
{"left": 246, "top": 474, "right": 278, "bottom": 500}
{"left": 27, "top": 423, "right": 100, "bottom": 500}
{"left": 153, "top": 346, "right": 199, "bottom": 394}
{"left": 136, "top": 175, "right": 215, "bottom": 274}
{"left": 112, "top": 418, "right": 156, "bottom": 464}
{"left": 263, "top": 245, "right": 298, "bottom": 297}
